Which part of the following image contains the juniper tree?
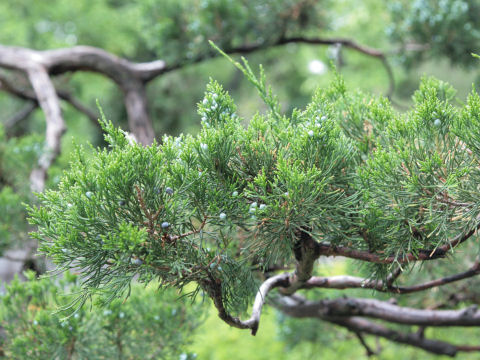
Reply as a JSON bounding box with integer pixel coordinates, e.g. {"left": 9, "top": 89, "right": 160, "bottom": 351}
{"left": 29, "top": 52, "right": 480, "bottom": 357}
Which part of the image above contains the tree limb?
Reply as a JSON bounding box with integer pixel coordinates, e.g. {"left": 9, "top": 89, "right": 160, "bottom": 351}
{"left": 302, "top": 261, "right": 480, "bottom": 294}
{"left": 26, "top": 66, "right": 66, "bottom": 192}
{"left": 277, "top": 295, "right": 480, "bottom": 327}
{"left": 161, "top": 36, "right": 395, "bottom": 98}
{"left": 205, "top": 272, "right": 290, "bottom": 335}
{"left": 282, "top": 229, "right": 320, "bottom": 295}
{"left": 276, "top": 295, "right": 480, "bottom": 356}
{"left": 317, "top": 221, "right": 480, "bottom": 264}
{"left": 0, "top": 37, "right": 393, "bottom": 188}
{"left": 331, "top": 317, "right": 458, "bottom": 357}
{"left": 0, "top": 45, "right": 156, "bottom": 145}
{"left": 0, "top": 71, "right": 100, "bottom": 131}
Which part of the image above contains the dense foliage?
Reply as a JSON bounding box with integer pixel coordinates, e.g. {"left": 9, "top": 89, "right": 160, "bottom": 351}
{"left": 388, "top": 0, "right": 480, "bottom": 67}
{"left": 0, "top": 271, "right": 201, "bottom": 359}
{"left": 140, "top": 0, "right": 329, "bottom": 62}
{"left": 29, "top": 52, "right": 480, "bottom": 335}
{"left": 2, "top": 0, "right": 480, "bottom": 357}
{"left": 0, "top": 125, "right": 41, "bottom": 252}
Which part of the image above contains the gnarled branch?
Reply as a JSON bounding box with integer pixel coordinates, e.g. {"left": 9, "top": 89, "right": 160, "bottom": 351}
{"left": 278, "top": 295, "right": 480, "bottom": 327}
{"left": 205, "top": 272, "right": 290, "bottom": 335}
{"left": 26, "top": 66, "right": 65, "bottom": 192}
{"left": 276, "top": 295, "right": 480, "bottom": 357}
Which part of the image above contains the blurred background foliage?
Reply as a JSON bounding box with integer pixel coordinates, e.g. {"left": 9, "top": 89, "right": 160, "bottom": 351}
{"left": 1, "top": 0, "right": 480, "bottom": 358}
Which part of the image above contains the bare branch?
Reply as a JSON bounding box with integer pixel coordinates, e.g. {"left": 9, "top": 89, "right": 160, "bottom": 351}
{"left": 331, "top": 317, "right": 458, "bottom": 357}
{"left": 0, "top": 45, "right": 156, "bottom": 145}
{"left": 160, "top": 36, "right": 395, "bottom": 98}
{"left": 122, "top": 81, "right": 154, "bottom": 144}
{"left": 205, "top": 272, "right": 290, "bottom": 335}
{"left": 0, "top": 36, "right": 392, "bottom": 148}
{"left": 277, "top": 295, "right": 480, "bottom": 327}
{"left": 27, "top": 66, "right": 66, "bottom": 192}
{"left": 208, "top": 261, "right": 480, "bottom": 339}
{"left": 0, "top": 71, "right": 100, "bottom": 132}
{"left": 302, "top": 261, "right": 480, "bottom": 294}
{"left": 4, "top": 102, "right": 37, "bottom": 130}
{"left": 354, "top": 331, "right": 376, "bottom": 357}
{"left": 0, "top": 72, "right": 33, "bottom": 101}
{"left": 276, "top": 295, "right": 480, "bottom": 356}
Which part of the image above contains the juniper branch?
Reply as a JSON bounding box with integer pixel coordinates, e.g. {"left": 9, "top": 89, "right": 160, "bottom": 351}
{"left": 301, "top": 261, "right": 480, "bottom": 293}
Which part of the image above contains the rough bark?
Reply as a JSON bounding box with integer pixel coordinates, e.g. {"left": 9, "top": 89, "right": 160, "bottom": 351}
{"left": 276, "top": 295, "right": 480, "bottom": 357}
{"left": 26, "top": 66, "right": 66, "bottom": 192}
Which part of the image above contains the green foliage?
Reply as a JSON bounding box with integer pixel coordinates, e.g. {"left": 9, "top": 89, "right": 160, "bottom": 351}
{"left": 30, "top": 52, "right": 480, "bottom": 320}
{"left": 388, "top": 0, "right": 480, "bottom": 67}
{"left": 29, "top": 64, "right": 359, "bottom": 314}
{"left": 0, "top": 125, "right": 42, "bottom": 252}
{"left": 0, "top": 187, "right": 24, "bottom": 253}
{"left": 0, "top": 0, "right": 145, "bottom": 55}
{"left": 0, "top": 271, "right": 200, "bottom": 359}
{"left": 140, "top": 0, "right": 330, "bottom": 62}
{"left": 30, "top": 50, "right": 478, "bottom": 326}
{"left": 353, "top": 77, "right": 480, "bottom": 277}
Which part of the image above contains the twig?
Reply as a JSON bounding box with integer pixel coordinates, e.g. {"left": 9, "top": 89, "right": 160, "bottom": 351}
{"left": 354, "top": 331, "right": 376, "bottom": 357}
{"left": 163, "top": 36, "right": 395, "bottom": 98}
{"left": 169, "top": 216, "right": 208, "bottom": 242}
{"left": 4, "top": 102, "right": 36, "bottom": 129}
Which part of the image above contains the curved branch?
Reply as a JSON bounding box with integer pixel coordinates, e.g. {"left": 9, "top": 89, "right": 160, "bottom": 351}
{"left": 331, "top": 317, "right": 459, "bottom": 357}
{"left": 0, "top": 36, "right": 392, "bottom": 148}
{"left": 209, "top": 261, "right": 480, "bottom": 338}
{"left": 302, "top": 261, "right": 480, "bottom": 294}
{"left": 161, "top": 36, "right": 395, "bottom": 97}
{"left": 0, "top": 45, "right": 157, "bottom": 145}
{"left": 0, "top": 71, "right": 100, "bottom": 131}
{"left": 236, "top": 37, "right": 394, "bottom": 98}
{"left": 282, "top": 230, "right": 319, "bottom": 295}
{"left": 206, "top": 272, "right": 290, "bottom": 335}
{"left": 0, "top": 38, "right": 392, "bottom": 188}
{"left": 27, "top": 66, "right": 66, "bottom": 192}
